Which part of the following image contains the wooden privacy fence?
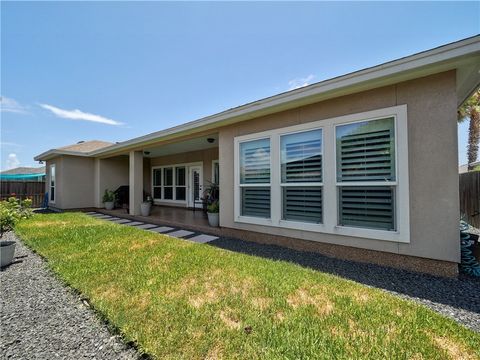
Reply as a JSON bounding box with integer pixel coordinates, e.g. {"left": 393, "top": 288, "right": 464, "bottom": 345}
{"left": 0, "top": 181, "right": 46, "bottom": 208}
{"left": 459, "top": 171, "right": 480, "bottom": 228}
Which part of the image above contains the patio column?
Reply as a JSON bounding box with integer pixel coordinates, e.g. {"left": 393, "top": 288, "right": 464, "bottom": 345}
{"left": 129, "top": 150, "right": 143, "bottom": 215}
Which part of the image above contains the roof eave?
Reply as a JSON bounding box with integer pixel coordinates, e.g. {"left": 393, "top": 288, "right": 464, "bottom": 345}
{"left": 35, "top": 35, "right": 480, "bottom": 160}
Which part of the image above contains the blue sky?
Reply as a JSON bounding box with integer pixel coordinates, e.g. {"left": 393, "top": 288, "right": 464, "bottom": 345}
{"left": 1, "top": 1, "right": 479, "bottom": 170}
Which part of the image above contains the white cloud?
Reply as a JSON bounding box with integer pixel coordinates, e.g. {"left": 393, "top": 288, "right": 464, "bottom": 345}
{"left": 288, "top": 74, "right": 316, "bottom": 90}
{"left": 1, "top": 96, "right": 29, "bottom": 114}
{"left": 0, "top": 142, "right": 22, "bottom": 148}
{"left": 39, "top": 103, "right": 123, "bottom": 126}
{"left": 6, "top": 153, "right": 20, "bottom": 170}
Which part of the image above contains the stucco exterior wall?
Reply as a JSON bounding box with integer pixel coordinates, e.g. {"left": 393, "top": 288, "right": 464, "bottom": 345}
{"left": 59, "top": 155, "right": 96, "bottom": 209}
{"left": 95, "top": 156, "right": 129, "bottom": 207}
{"left": 218, "top": 71, "right": 459, "bottom": 263}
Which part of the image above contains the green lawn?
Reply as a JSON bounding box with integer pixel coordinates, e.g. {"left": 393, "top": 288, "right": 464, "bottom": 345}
{"left": 16, "top": 213, "right": 480, "bottom": 359}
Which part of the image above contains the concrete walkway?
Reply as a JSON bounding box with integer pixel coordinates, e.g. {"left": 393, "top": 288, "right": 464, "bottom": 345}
{"left": 85, "top": 211, "right": 219, "bottom": 243}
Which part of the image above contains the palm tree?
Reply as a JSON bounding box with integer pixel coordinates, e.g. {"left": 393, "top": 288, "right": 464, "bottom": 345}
{"left": 458, "top": 89, "right": 480, "bottom": 170}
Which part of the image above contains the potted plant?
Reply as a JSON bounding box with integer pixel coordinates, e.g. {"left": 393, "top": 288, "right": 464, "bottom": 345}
{"left": 103, "top": 189, "right": 116, "bottom": 210}
{"left": 141, "top": 194, "right": 153, "bottom": 216}
{"left": 1, "top": 197, "right": 33, "bottom": 268}
{"left": 207, "top": 201, "right": 219, "bottom": 227}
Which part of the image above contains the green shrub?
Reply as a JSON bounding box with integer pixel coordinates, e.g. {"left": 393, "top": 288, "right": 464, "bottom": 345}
{"left": 0, "top": 197, "right": 33, "bottom": 235}
{"left": 102, "top": 189, "right": 116, "bottom": 203}
{"left": 207, "top": 201, "right": 219, "bottom": 213}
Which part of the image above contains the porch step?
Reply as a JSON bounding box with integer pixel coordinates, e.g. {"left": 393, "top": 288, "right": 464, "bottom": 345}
{"left": 187, "top": 234, "right": 219, "bottom": 243}
{"left": 136, "top": 224, "right": 159, "bottom": 230}
{"left": 109, "top": 218, "right": 132, "bottom": 224}
{"left": 148, "top": 226, "right": 174, "bottom": 233}
{"left": 124, "top": 221, "right": 144, "bottom": 226}
{"left": 166, "top": 230, "right": 194, "bottom": 238}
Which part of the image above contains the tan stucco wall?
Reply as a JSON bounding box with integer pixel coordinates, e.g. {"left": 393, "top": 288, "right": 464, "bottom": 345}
{"left": 59, "top": 155, "right": 96, "bottom": 209}
{"left": 218, "top": 71, "right": 459, "bottom": 263}
{"left": 149, "top": 147, "right": 219, "bottom": 188}
{"left": 95, "top": 156, "right": 129, "bottom": 207}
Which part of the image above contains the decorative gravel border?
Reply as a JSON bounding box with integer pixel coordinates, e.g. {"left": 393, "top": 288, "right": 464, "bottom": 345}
{"left": 0, "top": 232, "right": 141, "bottom": 360}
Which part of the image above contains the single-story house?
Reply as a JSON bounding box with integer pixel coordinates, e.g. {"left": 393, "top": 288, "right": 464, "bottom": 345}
{"left": 35, "top": 36, "right": 480, "bottom": 277}
{"left": 0, "top": 166, "right": 46, "bottom": 182}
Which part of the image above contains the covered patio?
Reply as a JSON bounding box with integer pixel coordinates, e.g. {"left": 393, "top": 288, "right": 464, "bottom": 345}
{"left": 98, "top": 205, "right": 221, "bottom": 236}
{"left": 93, "top": 132, "right": 220, "bottom": 229}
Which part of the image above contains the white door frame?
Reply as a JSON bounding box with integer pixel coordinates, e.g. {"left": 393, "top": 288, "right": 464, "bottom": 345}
{"left": 188, "top": 165, "right": 203, "bottom": 208}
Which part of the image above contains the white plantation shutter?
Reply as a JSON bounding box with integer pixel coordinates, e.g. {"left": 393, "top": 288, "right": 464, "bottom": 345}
{"left": 241, "top": 187, "right": 271, "bottom": 218}
{"left": 339, "top": 187, "right": 395, "bottom": 230}
{"left": 336, "top": 118, "right": 396, "bottom": 231}
{"left": 337, "top": 118, "right": 395, "bottom": 182}
{"left": 281, "top": 129, "right": 323, "bottom": 223}
{"left": 282, "top": 187, "right": 322, "bottom": 223}
{"left": 240, "top": 138, "right": 271, "bottom": 218}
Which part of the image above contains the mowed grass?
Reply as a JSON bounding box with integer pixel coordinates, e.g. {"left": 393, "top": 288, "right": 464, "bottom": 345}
{"left": 16, "top": 213, "right": 480, "bottom": 359}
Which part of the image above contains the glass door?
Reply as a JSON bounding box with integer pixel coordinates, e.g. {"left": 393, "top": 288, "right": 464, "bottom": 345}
{"left": 188, "top": 166, "right": 203, "bottom": 208}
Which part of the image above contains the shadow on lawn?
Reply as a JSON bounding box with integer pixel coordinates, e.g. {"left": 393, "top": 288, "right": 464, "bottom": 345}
{"left": 208, "top": 237, "right": 480, "bottom": 315}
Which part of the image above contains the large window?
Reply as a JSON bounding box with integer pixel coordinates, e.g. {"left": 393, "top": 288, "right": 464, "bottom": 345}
{"left": 281, "top": 129, "right": 323, "bottom": 223}
{"left": 239, "top": 138, "right": 271, "bottom": 218}
{"left": 152, "top": 166, "right": 187, "bottom": 202}
{"left": 336, "top": 118, "right": 396, "bottom": 231}
{"left": 234, "top": 105, "right": 409, "bottom": 243}
{"left": 49, "top": 164, "right": 55, "bottom": 203}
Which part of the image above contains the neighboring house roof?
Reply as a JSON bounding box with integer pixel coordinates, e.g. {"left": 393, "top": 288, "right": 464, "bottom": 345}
{"left": 459, "top": 160, "right": 480, "bottom": 173}
{"left": 0, "top": 166, "right": 46, "bottom": 181}
{"left": 459, "top": 164, "right": 469, "bottom": 174}
{"left": 35, "top": 35, "right": 480, "bottom": 161}
{"left": 35, "top": 140, "right": 114, "bottom": 160}
{"left": 1, "top": 166, "right": 45, "bottom": 175}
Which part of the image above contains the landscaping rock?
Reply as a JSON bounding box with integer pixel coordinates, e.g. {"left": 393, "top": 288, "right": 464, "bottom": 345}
{"left": 0, "top": 232, "right": 140, "bottom": 359}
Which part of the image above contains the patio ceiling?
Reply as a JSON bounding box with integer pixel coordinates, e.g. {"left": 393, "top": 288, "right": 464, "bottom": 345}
{"left": 142, "top": 133, "right": 218, "bottom": 158}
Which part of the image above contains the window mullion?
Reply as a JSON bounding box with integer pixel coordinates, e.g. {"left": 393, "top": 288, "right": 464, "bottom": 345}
{"left": 323, "top": 124, "right": 337, "bottom": 230}
{"left": 271, "top": 134, "right": 281, "bottom": 225}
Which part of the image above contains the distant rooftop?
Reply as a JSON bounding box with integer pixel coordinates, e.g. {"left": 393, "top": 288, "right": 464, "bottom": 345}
{"left": 57, "top": 140, "right": 114, "bottom": 153}
{"left": 1, "top": 166, "right": 45, "bottom": 175}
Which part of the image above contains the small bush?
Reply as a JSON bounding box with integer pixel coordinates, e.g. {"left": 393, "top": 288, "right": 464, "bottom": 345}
{"left": 207, "top": 201, "right": 219, "bottom": 213}
{"left": 0, "top": 197, "right": 33, "bottom": 235}
{"left": 102, "top": 189, "right": 116, "bottom": 203}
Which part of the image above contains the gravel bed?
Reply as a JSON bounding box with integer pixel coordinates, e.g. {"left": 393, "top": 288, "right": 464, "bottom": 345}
{"left": 209, "top": 236, "right": 480, "bottom": 333}
{"left": 0, "top": 232, "right": 140, "bottom": 360}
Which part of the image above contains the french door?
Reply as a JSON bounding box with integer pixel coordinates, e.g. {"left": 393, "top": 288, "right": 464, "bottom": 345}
{"left": 188, "top": 166, "right": 203, "bottom": 208}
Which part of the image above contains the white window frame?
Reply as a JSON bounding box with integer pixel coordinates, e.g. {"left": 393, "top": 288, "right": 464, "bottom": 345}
{"left": 234, "top": 105, "right": 409, "bottom": 243}
{"left": 151, "top": 162, "right": 202, "bottom": 205}
{"left": 279, "top": 126, "right": 324, "bottom": 229}
{"left": 49, "top": 164, "right": 56, "bottom": 204}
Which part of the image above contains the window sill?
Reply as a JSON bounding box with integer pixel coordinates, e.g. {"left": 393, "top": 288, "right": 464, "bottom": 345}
{"left": 234, "top": 217, "right": 409, "bottom": 243}
{"left": 333, "top": 225, "right": 409, "bottom": 243}
{"left": 235, "top": 216, "right": 272, "bottom": 227}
